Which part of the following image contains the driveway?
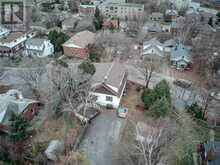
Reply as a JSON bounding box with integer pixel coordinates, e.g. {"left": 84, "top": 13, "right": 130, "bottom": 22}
{"left": 79, "top": 111, "right": 125, "bottom": 165}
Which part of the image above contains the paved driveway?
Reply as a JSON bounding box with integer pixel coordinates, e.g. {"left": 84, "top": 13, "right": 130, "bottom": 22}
{"left": 79, "top": 111, "right": 125, "bottom": 165}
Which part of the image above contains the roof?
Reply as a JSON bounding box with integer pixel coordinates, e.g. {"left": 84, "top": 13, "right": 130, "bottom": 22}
{"left": 164, "top": 39, "right": 176, "bottom": 47}
{"left": 205, "top": 141, "right": 220, "bottom": 165}
{"left": 62, "top": 31, "right": 95, "bottom": 48}
{"left": 93, "top": 62, "right": 127, "bottom": 90}
{"left": 0, "top": 90, "right": 39, "bottom": 125}
{"left": 103, "top": 2, "right": 144, "bottom": 8}
{"left": 143, "top": 37, "right": 163, "bottom": 47}
{"left": 165, "top": 9, "right": 178, "bottom": 15}
{"left": 151, "top": 12, "right": 163, "bottom": 17}
{"left": 25, "top": 38, "right": 48, "bottom": 47}
{"left": 170, "top": 44, "right": 192, "bottom": 63}
{"left": 143, "top": 22, "right": 162, "bottom": 32}
{"left": 0, "top": 32, "right": 25, "bottom": 43}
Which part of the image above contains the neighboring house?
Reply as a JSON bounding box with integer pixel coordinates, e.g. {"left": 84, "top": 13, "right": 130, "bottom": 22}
{"left": 0, "top": 90, "right": 40, "bottom": 131}
{"left": 0, "top": 32, "right": 27, "bottom": 57}
{"left": 170, "top": 43, "right": 192, "bottom": 70}
{"left": 79, "top": 1, "right": 98, "bottom": 17}
{"left": 0, "top": 26, "right": 10, "bottom": 38}
{"left": 164, "top": 39, "right": 176, "bottom": 52}
{"left": 165, "top": 9, "right": 178, "bottom": 22}
{"left": 102, "top": 18, "right": 120, "bottom": 29}
{"left": 143, "top": 38, "right": 165, "bottom": 58}
{"left": 62, "top": 18, "right": 79, "bottom": 31}
{"left": 162, "top": 23, "right": 172, "bottom": 33}
{"left": 142, "top": 22, "right": 162, "bottom": 33}
{"left": 149, "top": 12, "right": 164, "bottom": 21}
{"left": 91, "top": 62, "right": 127, "bottom": 109}
{"left": 62, "top": 30, "right": 95, "bottom": 59}
{"left": 169, "top": 0, "right": 191, "bottom": 11}
{"left": 99, "top": 2, "right": 144, "bottom": 20}
{"left": 24, "top": 38, "right": 54, "bottom": 58}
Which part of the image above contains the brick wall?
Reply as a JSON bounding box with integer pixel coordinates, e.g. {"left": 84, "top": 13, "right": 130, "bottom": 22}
{"left": 63, "top": 46, "right": 89, "bottom": 59}
{"left": 23, "top": 103, "right": 39, "bottom": 121}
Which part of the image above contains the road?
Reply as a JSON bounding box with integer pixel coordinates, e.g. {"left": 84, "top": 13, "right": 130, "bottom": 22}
{"left": 79, "top": 111, "right": 125, "bottom": 165}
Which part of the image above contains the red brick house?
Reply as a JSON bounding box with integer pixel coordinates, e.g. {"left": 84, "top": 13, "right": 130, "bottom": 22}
{"left": 102, "top": 18, "right": 120, "bottom": 30}
{"left": 62, "top": 31, "right": 95, "bottom": 59}
{"left": 0, "top": 90, "right": 40, "bottom": 132}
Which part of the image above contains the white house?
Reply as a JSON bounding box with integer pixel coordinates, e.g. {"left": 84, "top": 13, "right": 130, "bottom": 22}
{"left": 24, "top": 38, "right": 54, "bottom": 57}
{"left": 0, "top": 31, "right": 36, "bottom": 57}
{"left": 143, "top": 38, "right": 165, "bottom": 58}
{"left": 91, "top": 62, "right": 127, "bottom": 109}
{"left": 0, "top": 32, "right": 27, "bottom": 57}
{"left": 169, "top": 0, "right": 191, "bottom": 10}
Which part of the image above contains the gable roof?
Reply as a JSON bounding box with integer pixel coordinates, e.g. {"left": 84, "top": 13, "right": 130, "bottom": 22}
{"left": 62, "top": 30, "right": 95, "bottom": 48}
{"left": 143, "top": 38, "right": 164, "bottom": 56}
{"left": 25, "top": 38, "right": 48, "bottom": 47}
{"left": 143, "top": 22, "right": 162, "bottom": 32}
{"left": 0, "top": 90, "right": 39, "bottom": 125}
{"left": 92, "top": 62, "right": 127, "bottom": 90}
{"left": 170, "top": 44, "right": 192, "bottom": 63}
{"left": 0, "top": 32, "right": 25, "bottom": 43}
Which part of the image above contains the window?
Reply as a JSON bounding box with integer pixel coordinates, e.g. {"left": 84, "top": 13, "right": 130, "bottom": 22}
{"left": 106, "top": 96, "right": 113, "bottom": 102}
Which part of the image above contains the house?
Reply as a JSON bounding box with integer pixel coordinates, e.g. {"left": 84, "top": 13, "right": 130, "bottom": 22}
{"left": 99, "top": 2, "right": 144, "bottom": 20}
{"left": 0, "top": 90, "right": 40, "bottom": 131}
{"left": 91, "top": 62, "right": 127, "bottom": 109}
{"left": 149, "top": 12, "right": 164, "bottom": 21}
{"left": 79, "top": 1, "right": 99, "bottom": 17}
{"left": 164, "top": 39, "right": 176, "bottom": 52}
{"left": 165, "top": 9, "right": 178, "bottom": 22}
{"left": 169, "top": 0, "right": 191, "bottom": 11}
{"left": 170, "top": 43, "right": 192, "bottom": 70}
{"left": 143, "top": 38, "right": 165, "bottom": 58}
{"left": 62, "top": 18, "right": 79, "bottom": 31}
{"left": 162, "top": 23, "right": 172, "bottom": 33}
{"left": 142, "top": 22, "right": 162, "bottom": 33}
{"left": 0, "top": 32, "right": 27, "bottom": 57}
{"left": 102, "top": 18, "right": 120, "bottom": 30}
{"left": 24, "top": 38, "right": 54, "bottom": 58}
{"left": 62, "top": 31, "right": 95, "bottom": 59}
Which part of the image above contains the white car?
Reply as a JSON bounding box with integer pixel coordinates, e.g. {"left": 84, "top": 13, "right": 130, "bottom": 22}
{"left": 117, "top": 107, "right": 128, "bottom": 118}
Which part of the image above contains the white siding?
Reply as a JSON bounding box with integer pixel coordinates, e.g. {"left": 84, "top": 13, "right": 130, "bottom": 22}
{"left": 90, "top": 92, "right": 120, "bottom": 109}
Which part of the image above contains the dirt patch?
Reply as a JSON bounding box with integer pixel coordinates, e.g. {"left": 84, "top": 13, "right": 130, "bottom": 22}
{"left": 121, "top": 82, "right": 146, "bottom": 122}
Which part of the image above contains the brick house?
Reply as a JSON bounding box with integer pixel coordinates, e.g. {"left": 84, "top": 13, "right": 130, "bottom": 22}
{"left": 102, "top": 18, "right": 120, "bottom": 30}
{"left": 62, "top": 31, "right": 95, "bottom": 59}
{"left": 0, "top": 90, "right": 40, "bottom": 132}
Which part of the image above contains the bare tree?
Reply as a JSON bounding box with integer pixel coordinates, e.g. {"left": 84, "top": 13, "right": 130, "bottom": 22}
{"left": 47, "top": 63, "right": 98, "bottom": 123}
{"left": 115, "top": 118, "right": 176, "bottom": 165}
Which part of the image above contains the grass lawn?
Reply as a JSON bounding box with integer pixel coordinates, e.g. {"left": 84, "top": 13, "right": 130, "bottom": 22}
{"left": 30, "top": 114, "right": 81, "bottom": 157}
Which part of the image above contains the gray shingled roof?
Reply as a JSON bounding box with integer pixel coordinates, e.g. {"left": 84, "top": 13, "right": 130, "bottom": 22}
{"left": 25, "top": 38, "right": 47, "bottom": 47}
{"left": 0, "top": 90, "right": 38, "bottom": 125}
{"left": 93, "top": 63, "right": 127, "bottom": 89}
{"left": 170, "top": 44, "right": 192, "bottom": 63}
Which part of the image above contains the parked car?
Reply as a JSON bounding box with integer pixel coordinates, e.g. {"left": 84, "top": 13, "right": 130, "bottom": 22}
{"left": 117, "top": 107, "right": 128, "bottom": 118}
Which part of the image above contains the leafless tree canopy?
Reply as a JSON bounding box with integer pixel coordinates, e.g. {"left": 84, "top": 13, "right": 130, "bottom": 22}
{"left": 115, "top": 118, "right": 177, "bottom": 165}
